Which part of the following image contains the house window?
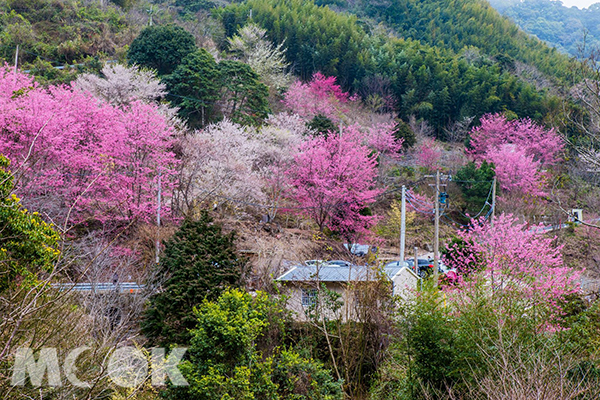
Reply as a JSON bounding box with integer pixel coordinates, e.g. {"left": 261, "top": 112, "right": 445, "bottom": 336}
{"left": 301, "top": 288, "right": 317, "bottom": 307}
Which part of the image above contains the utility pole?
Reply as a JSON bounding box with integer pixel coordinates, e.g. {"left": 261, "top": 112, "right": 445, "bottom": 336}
{"left": 434, "top": 170, "right": 440, "bottom": 284}
{"left": 414, "top": 246, "right": 419, "bottom": 288}
{"left": 491, "top": 177, "right": 497, "bottom": 228}
{"left": 425, "top": 171, "right": 448, "bottom": 284}
{"left": 13, "top": 45, "right": 19, "bottom": 74}
{"left": 155, "top": 170, "right": 162, "bottom": 265}
{"left": 148, "top": 5, "right": 156, "bottom": 26}
{"left": 400, "top": 185, "right": 406, "bottom": 262}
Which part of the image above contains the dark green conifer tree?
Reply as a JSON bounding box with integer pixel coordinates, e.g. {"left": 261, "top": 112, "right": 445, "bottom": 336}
{"left": 142, "top": 211, "right": 246, "bottom": 346}
{"left": 127, "top": 25, "right": 197, "bottom": 76}
{"left": 166, "top": 49, "right": 221, "bottom": 127}
{"left": 217, "top": 60, "right": 271, "bottom": 126}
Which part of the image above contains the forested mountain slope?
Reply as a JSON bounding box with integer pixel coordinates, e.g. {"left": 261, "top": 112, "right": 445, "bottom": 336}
{"left": 221, "top": 0, "right": 569, "bottom": 135}
{"left": 0, "top": 0, "right": 583, "bottom": 134}
{"left": 348, "top": 0, "right": 576, "bottom": 82}
{"left": 487, "top": 0, "right": 600, "bottom": 57}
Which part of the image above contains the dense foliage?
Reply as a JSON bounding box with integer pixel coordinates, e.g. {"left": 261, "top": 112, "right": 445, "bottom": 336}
{"left": 127, "top": 24, "right": 197, "bottom": 76}
{"left": 165, "top": 49, "right": 222, "bottom": 126}
{"left": 373, "top": 214, "right": 592, "bottom": 399}
{"left": 354, "top": 0, "right": 575, "bottom": 82}
{"left": 142, "top": 212, "right": 246, "bottom": 346}
{"left": 0, "top": 156, "right": 60, "bottom": 293}
{"left": 0, "top": 0, "right": 132, "bottom": 83}
{"left": 166, "top": 289, "right": 344, "bottom": 400}
{"left": 454, "top": 161, "right": 496, "bottom": 213}
{"left": 372, "top": 283, "right": 600, "bottom": 399}
{"left": 221, "top": 0, "right": 566, "bottom": 136}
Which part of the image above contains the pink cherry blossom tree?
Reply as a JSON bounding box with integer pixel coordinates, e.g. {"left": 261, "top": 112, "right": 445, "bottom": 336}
{"left": 283, "top": 72, "right": 352, "bottom": 122}
{"left": 415, "top": 138, "right": 442, "bottom": 171}
{"left": 486, "top": 144, "right": 547, "bottom": 196}
{"left": 444, "top": 213, "right": 580, "bottom": 309}
{"left": 0, "top": 67, "right": 178, "bottom": 227}
{"left": 468, "top": 114, "right": 563, "bottom": 197}
{"left": 286, "top": 132, "right": 382, "bottom": 241}
{"left": 341, "top": 123, "right": 403, "bottom": 157}
{"left": 469, "top": 114, "right": 563, "bottom": 165}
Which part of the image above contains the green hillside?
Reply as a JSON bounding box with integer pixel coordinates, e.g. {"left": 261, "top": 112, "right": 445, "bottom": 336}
{"left": 351, "top": 0, "right": 576, "bottom": 82}
{"left": 0, "top": 0, "right": 584, "bottom": 132}
{"left": 220, "top": 0, "right": 567, "bottom": 135}
{"left": 488, "top": 0, "right": 600, "bottom": 57}
{"left": 0, "top": 0, "right": 135, "bottom": 82}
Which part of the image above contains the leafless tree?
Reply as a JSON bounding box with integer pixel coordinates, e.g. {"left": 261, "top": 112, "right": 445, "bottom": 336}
{"left": 409, "top": 114, "right": 435, "bottom": 139}
{"left": 444, "top": 116, "right": 474, "bottom": 143}
{"left": 514, "top": 60, "right": 557, "bottom": 93}
{"left": 0, "top": 208, "right": 154, "bottom": 399}
{"left": 564, "top": 46, "right": 600, "bottom": 174}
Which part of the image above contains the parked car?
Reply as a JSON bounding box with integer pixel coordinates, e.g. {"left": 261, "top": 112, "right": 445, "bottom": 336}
{"left": 405, "top": 258, "right": 446, "bottom": 278}
{"left": 384, "top": 260, "right": 411, "bottom": 268}
{"left": 387, "top": 258, "right": 456, "bottom": 279}
{"left": 325, "top": 260, "right": 354, "bottom": 267}
{"left": 304, "top": 259, "right": 325, "bottom": 266}
{"left": 344, "top": 243, "right": 371, "bottom": 256}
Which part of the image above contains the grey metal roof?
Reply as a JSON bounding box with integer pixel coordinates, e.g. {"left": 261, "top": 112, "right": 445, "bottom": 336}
{"left": 51, "top": 282, "right": 145, "bottom": 294}
{"left": 276, "top": 265, "right": 408, "bottom": 282}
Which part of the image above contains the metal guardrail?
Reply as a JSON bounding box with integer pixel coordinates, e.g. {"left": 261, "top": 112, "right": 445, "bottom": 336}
{"left": 51, "top": 282, "right": 145, "bottom": 294}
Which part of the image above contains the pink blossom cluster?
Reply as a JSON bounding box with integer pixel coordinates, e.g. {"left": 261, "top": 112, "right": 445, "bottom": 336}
{"left": 469, "top": 114, "right": 563, "bottom": 165}
{"left": 415, "top": 138, "right": 442, "bottom": 171}
{"left": 468, "top": 114, "right": 563, "bottom": 195}
{"left": 485, "top": 144, "right": 547, "bottom": 196}
{"left": 283, "top": 72, "right": 352, "bottom": 122}
{"left": 365, "top": 123, "right": 404, "bottom": 156}
{"left": 445, "top": 213, "right": 581, "bottom": 308}
{"left": 342, "top": 123, "right": 403, "bottom": 157}
{"left": 0, "top": 67, "right": 178, "bottom": 226}
{"left": 286, "top": 130, "right": 382, "bottom": 241}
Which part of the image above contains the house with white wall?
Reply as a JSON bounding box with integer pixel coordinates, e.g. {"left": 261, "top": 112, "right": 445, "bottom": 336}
{"left": 275, "top": 263, "right": 419, "bottom": 321}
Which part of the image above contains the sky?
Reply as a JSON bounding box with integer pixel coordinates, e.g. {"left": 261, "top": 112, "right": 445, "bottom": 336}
{"left": 559, "top": 0, "right": 599, "bottom": 8}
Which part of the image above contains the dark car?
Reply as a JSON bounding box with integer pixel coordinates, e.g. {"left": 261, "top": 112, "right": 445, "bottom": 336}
{"left": 405, "top": 258, "right": 446, "bottom": 278}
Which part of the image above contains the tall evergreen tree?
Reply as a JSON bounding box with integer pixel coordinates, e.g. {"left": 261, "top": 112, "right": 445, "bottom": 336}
{"left": 142, "top": 211, "right": 246, "bottom": 346}
{"left": 127, "top": 25, "right": 197, "bottom": 76}
{"left": 217, "top": 60, "right": 271, "bottom": 126}
{"left": 166, "top": 49, "right": 221, "bottom": 127}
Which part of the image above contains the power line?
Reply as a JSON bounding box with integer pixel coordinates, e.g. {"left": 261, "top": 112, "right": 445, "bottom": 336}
{"left": 194, "top": 183, "right": 405, "bottom": 212}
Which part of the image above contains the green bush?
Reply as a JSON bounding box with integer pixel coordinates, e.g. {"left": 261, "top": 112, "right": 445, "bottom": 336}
{"left": 371, "top": 282, "right": 600, "bottom": 399}
{"left": 142, "top": 211, "right": 246, "bottom": 346}
{"left": 127, "top": 24, "right": 196, "bottom": 76}
{"left": 164, "top": 289, "right": 344, "bottom": 400}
